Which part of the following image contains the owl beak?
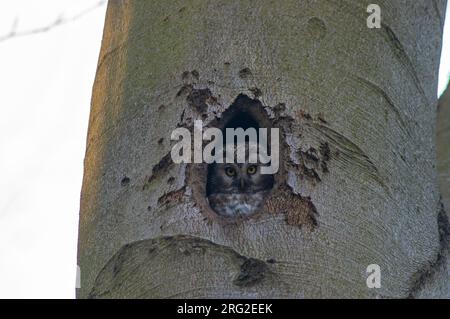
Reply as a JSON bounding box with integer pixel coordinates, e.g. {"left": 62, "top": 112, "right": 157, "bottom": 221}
{"left": 239, "top": 178, "right": 247, "bottom": 191}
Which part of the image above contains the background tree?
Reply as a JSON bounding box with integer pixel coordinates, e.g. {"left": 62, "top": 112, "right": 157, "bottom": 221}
{"left": 437, "top": 81, "right": 450, "bottom": 299}
{"left": 77, "top": 0, "right": 448, "bottom": 298}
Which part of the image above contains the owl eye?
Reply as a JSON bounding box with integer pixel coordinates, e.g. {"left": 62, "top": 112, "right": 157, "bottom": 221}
{"left": 225, "top": 166, "right": 236, "bottom": 177}
{"left": 247, "top": 165, "right": 257, "bottom": 175}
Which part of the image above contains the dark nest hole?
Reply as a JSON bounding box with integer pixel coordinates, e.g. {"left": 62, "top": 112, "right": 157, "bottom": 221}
{"left": 188, "top": 94, "right": 284, "bottom": 223}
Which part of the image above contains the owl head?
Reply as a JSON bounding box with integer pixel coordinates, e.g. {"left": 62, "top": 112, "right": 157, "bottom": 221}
{"left": 206, "top": 161, "right": 274, "bottom": 195}
{"left": 206, "top": 141, "right": 274, "bottom": 195}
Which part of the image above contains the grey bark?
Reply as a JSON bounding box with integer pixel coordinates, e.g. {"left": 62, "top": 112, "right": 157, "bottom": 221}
{"left": 437, "top": 83, "right": 450, "bottom": 298}
{"left": 438, "top": 84, "right": 450, "bottom": 213}
{"left": 77, "top": 0, "right": 448, "bottom": 298}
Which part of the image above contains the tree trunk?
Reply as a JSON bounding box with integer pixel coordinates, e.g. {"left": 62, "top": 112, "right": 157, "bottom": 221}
{"left": 437, "top": 83, "right": 450, "bottom": 298}
{"left": 77, "top": 0, "right": 448, "bottom": 298}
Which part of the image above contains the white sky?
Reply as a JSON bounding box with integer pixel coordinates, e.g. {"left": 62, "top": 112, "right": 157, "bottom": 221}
{"left": 0, "top": 1, "right": 448, "bottom": 299}
{"left": 0, "top": 0, "right": 106, "bottom": 298}
{"left": 439, "top": 4, "right": 450, "bottom": 95}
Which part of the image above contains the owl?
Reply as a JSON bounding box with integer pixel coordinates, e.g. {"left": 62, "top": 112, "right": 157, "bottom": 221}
{"left": 206, "top": 146, "right": 274, "bottom": 218}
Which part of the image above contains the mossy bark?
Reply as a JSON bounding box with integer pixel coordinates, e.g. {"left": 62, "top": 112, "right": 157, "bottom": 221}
{"left": 77, "top": 0, "right": 448, "bottom": 298}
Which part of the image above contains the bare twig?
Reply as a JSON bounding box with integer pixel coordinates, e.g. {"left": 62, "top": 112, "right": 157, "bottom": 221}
{"left": 0, "top": 0, "right": 106, "bottom": 43}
